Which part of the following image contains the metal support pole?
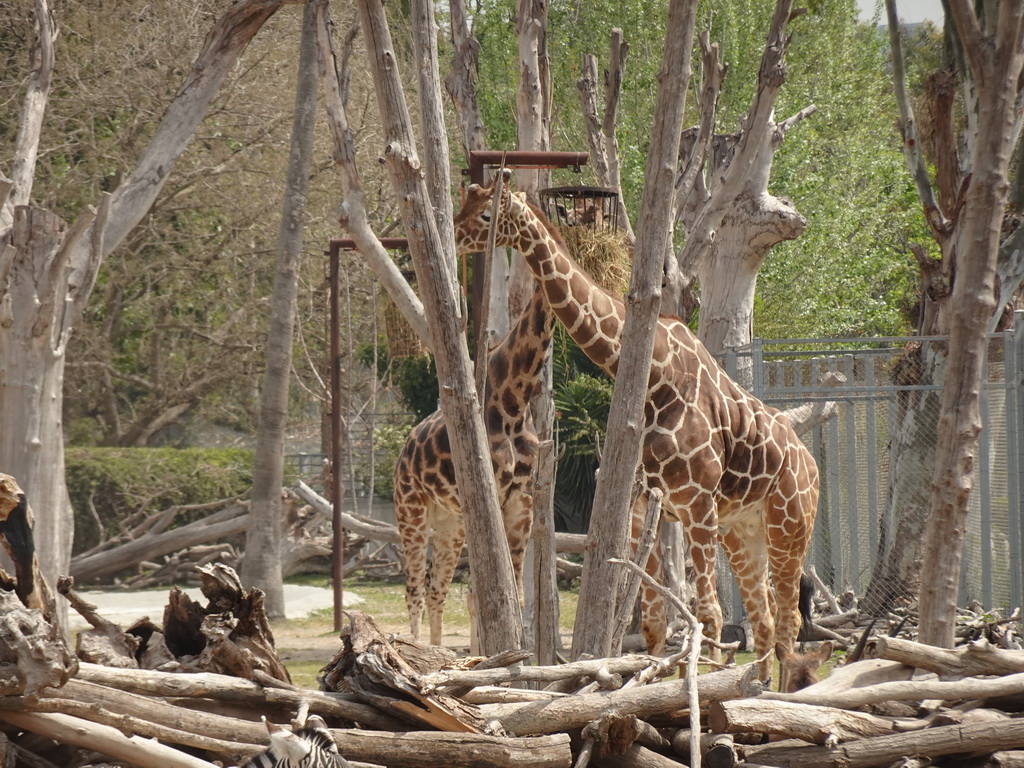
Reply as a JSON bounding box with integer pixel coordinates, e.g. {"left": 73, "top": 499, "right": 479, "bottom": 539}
{"left": 329, "top": 242, "right": 345, "bottom": 632}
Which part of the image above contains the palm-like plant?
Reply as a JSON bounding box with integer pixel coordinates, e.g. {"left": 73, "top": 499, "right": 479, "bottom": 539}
{"left": 552, "top": 325, "right": 613, "bottom": 533}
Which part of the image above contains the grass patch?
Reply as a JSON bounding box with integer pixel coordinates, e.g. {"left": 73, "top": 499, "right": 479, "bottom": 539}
{"left": 288, "top": 660, "right": 326, "bottom": 689}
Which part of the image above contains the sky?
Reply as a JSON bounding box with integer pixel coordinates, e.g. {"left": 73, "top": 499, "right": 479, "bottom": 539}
{"left": 856, "top": 0, "right": 945, "bottom": 25}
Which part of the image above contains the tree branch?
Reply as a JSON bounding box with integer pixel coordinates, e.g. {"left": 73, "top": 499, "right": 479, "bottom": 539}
{"left": 0, "top": 0, "right": 57, "bottom": 239}
{"left": 313, "top": 0, "right": 431, "bottom": 349}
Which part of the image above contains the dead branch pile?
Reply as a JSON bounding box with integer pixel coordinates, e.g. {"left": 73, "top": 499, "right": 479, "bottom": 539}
{"left": 5, "top": 564, "right": 1024, "bottom": 768}
{"left": 64, "top": 482, "right": 589, "bottom": 593}
{"left": 0, "top": 567, "right": 766, "bottom": 768}
{"left": 711, "top": 636, "right": 1024, "bottom": 767}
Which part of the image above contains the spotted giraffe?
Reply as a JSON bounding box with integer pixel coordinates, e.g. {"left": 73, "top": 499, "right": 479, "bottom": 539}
{"left": 453, "top": 179, "right": 819, "bottom": 682}
{"left": 393, "top": 280, "right": 554, "bottom": 646}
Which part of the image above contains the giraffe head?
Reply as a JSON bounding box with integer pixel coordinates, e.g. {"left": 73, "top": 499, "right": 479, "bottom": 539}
{"left": 453, "top": 172, "right": 533, "bottom": 255}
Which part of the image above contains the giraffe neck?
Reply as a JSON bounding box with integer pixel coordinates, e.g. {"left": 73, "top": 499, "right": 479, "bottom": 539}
{"left": 508, "top": 204, "right": 624, "bottom": 376}
{"left": 483, "top": 280, "right": 555, "bottom": 434}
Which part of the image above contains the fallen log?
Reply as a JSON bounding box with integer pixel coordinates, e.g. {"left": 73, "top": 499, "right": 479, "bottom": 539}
{"left": 741, "top": 717, "right": 1024, "bottom": 768}
{"left": 321, "top": 611, "right": 488, "bottom": 733}
{"left": 0, "top": 710, "right": 222, "bottom": 768}
{"left": 295, "top": 481, "right": 587, "bottom": 554}
{"left": 590, "top": 743, "right": 687, "bottom": 768}
{"left": 759, "top": 671, "right": 1024, "bottom": 709}
{"left": 419, "top": 654, "right": 659, "bottom": 691}
{"left": 868, "top": 636, "right": 1024, "bottom": 679}
{"left": 708, "top": 697, "right": 923, "bottom": 745}
{"left": 70, "top": 502, "right": 248, "bottom": 583}
{"left": 333, "top": 729, "right": 572, "bottom": 768}
{"left": 480, "top": 664, "right": 761, "bottom": 736}
{"left": 77, "top": 662, "right": 403, "bottom": 730}
{"left": 671, "top": 732, "right": 737, "bottom": 768}
{"left": 786, "top": 658, "right": 915, "bottom": 697}
{"left": 0, "top": 588, "right": 76, "bottom": 701}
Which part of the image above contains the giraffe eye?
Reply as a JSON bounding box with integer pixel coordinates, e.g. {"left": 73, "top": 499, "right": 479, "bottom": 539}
{"left": 481, "top": 211, "right": 491, "bottom": 223}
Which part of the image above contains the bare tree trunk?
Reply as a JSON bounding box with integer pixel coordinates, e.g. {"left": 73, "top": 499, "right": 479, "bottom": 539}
{"left": 241, "top": 2, "right": 318, "bottom": 617}
{"left": 0, "top": 0, "right": 294, "bottom": 596}
{"left": 445, "top": 0, "right": 487, "bottom": 159}
{"left": 917, "top": 0, "right": 1024, "bottom": 647}
{"left": 865, "top": 0, "right": 1024, "bottom": 632}
{"left": 352, "top": 0, "right": 522, "bottom": 654}
{"left": 675, "top": 6, "right": 813, "bottom": 359}
{"left": 575, "top": 29, "right": 635, "bottom": 243}
{"left": 573, "top": 0, "right": 698, "bottom": 660}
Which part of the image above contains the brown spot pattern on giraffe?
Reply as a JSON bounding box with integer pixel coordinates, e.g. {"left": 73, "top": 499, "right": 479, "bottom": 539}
{"left": 452, "top": 182, "right": 820, "bottom": 684}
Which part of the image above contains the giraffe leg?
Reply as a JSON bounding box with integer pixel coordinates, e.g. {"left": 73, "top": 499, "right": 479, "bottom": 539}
{"left": 766, "top": 478, "right": 818, "bottom": 659}
{"left": 502, "top": 484, "right": 536, "bottom": 607}
{"left": 425, "top": 504, "right": 466, "bottom": 647}
{"left": 632, "top": 495, "right": 667, "bottom": 655}
{"left": 395, "top": 489, "right": 430, "bottom": 641}
{"left": 676, "top": 496, "right": 723, "bottom": 664}
{"left": 721, "top": 515, "right": 774, "bottom": 683}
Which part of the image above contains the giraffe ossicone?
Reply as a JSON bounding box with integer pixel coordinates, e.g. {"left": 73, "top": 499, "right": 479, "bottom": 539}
{"left": 453, "top": 176, "right": 819, "bottom": 684}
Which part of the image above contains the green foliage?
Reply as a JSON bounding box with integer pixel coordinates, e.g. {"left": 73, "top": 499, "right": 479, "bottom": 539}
{"left": 358, "top": 340, "right": 439, "bottom": 421}
{"left": 356, "top": 418, "right": 417, "bottom": 500}
{"left": 553, "top": 372, "right": 613, "bottom": 534}
{"left": 65, "top": 447, "right": 254, "bottom": 554}
{"left": 468, "top": 0, "right": 929, "bottom": 340}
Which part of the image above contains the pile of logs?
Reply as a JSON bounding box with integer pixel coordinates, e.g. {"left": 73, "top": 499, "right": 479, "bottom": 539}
{"left": 5, "top": 571, "right": 1024, "bottom": 768}
{"left": 67, "top": 488, "right": 397, "bottom": 589}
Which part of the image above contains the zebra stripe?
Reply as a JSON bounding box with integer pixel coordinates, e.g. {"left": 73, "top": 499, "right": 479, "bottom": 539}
{"left": 238, "top": 715, "right": 349, "bottom": 767}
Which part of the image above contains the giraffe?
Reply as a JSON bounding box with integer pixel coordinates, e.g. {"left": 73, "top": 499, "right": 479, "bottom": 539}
{"left": 393, "top": 279, "right": 554, "bottom": 646}
{"left": 453, "top": 178, "right": 819, "bottom": 683}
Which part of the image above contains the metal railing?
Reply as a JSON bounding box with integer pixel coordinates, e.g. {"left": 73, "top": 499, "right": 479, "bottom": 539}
{"left": 721, "top": 310, "right": 1024, "bottom": 617}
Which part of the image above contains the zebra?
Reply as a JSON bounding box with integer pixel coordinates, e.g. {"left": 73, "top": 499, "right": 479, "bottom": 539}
{"left": 238, "top": 715, "right": 350, "bottom": 767}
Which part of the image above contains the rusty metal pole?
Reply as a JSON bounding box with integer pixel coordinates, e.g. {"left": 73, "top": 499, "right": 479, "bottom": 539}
{"left": 329, "top": 241, "right": 345, "bottom": 632}
{"left": 325, "top": 238, "right": 408, "bottom": 632}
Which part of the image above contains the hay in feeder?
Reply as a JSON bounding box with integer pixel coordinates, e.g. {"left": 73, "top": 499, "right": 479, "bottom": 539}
{"left": 380, "top": 288, "right": 425, "bottom": 359}
{"left": 558, "top": 225, "right": 632, "bottom": 295}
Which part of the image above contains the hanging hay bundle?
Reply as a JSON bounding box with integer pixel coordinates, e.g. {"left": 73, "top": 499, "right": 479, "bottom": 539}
{"left": 558, "top": 225, "right": 632, "bottom": 296}
{"left": 380, "top": 285, "right": 425, "bottom": 359}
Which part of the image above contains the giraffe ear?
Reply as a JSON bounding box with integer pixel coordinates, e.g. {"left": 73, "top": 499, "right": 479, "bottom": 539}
{"left": 514, "top": 191, "right": 527, "bottom": 202}
{"left": 467, "top": 184, "right": 481, "bottom": 193}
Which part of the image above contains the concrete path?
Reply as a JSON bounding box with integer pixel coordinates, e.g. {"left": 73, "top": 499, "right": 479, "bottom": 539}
{"left": 65, "top": 584, "right": 363, "bottom": 631}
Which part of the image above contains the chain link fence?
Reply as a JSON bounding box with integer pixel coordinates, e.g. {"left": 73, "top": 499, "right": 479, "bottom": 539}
{"left": 720, "top": 310, "right": 1024, "bottom": 619}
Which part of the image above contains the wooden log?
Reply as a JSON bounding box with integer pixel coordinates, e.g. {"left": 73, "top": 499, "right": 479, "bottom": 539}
{"left": 758, "top": 671, "right": 1024, "bottom": 710}
{"left": 742, "top": 718, "right": 1024, "bottom": 767}
{"left": 321, "top": 611, "right": 488, "bottom": 732}
{"left": 0, "top": 693, "right": 260, "bottom": 762}
{"left": 419, "top": 655, "right": 658, "bottom": 691}
{"left": 0, "top": 710, "right": 221, "bottom": 768}
{"left": 985, "top": 752, "right": 1024, "bottom": 767}
{"left": 481, "top": 663, "right": 761, "bottom": 736}
{"left": 869, "top": 636, "right": 1024, "bottom": 679}
{"left": 0, "top": 589, "right": 76, "bottom": 701}
{"left": 590, "top": 743, "right": 687, "bottom": 767}
{"left": 708, "top": 698, "right": 922, "bottom": 745}
{"left": 672, "top": 731, "right": 737, "bottom": 767}
{"left": 296, "top": 481, "right": 587, "bottom": 553}
{"left": 70, "top": 503, "right": 248, "bottom": 583}
{"left": 334, "top": 729, "right": 572, "bottom": 768}
{"left": 461, "top": 686, "right": 569, "bottom": 704}
{"left": 76, "top": 662, "right": 404, "bottom": 730}
{"left": 789, "top": 659, "right": 915, "bottom": 697}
